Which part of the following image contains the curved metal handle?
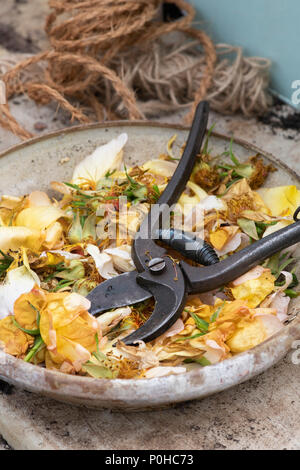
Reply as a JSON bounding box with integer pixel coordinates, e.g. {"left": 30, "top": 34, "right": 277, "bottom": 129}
{"left": 156, "top": 228, "right": 219, "bottom": 265}
{"left": 182, "top": 218, "right": 300, "bottom": 294}
{"left": 123, "top": 257, "right": 187, "bottom": 345}
{"left": 155, "top": 101, "right": 210, "bottom": 206}
{"left": 123, "top": 101, "right": 210, "bottom": 345}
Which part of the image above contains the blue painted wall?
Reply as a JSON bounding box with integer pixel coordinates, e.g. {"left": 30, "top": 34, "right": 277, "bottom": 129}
{"left": 191, "top": 0, "right": 300, "bottom": 108}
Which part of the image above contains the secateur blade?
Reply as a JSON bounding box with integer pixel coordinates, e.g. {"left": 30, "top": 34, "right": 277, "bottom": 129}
{"left": 123, "top": 101, "right": 210, "bottom": 344}
{"left": 122, "top": 256, "right": 187, "bottom": 344}
{"left": 87, "top": 271, "right": 152, "bottom": 316}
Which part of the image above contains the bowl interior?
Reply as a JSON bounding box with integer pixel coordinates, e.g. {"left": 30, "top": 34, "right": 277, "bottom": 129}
{"left": 0, "top": 122, "right": 299, "bottom": 410}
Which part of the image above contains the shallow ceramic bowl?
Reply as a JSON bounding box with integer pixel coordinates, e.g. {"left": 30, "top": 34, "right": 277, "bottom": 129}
{"left": 0, "top": 122, "right": 299, "bottom": 411}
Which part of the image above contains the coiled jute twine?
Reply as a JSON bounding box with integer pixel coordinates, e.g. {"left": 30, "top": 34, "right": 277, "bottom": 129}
{"left": 0, "top": 0, "right": 272, "bottom": 140}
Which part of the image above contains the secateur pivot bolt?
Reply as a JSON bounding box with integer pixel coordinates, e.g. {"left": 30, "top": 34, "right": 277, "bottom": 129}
{"left": 148, "top": 257, "right": 166, "bottom": 274}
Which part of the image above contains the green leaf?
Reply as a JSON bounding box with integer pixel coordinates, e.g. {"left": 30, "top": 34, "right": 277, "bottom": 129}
{"left": 52, "top": 279, "right": 74, "bottom": 292}
{"left": 64, "top": 182, "right": 82, "bottom": 191}
{"left": 264, "top": 251, "right": 281, "bottom": 274}
{"left": 124, "top": 165, "right": 137, "bottom": 187}
{"left": 184, "top": 357, "right": 211, "bottom": 366}
{"left": 12, "top": 317, "right": 40, "bottom": 336}
{"left": 152, "top": 184, "right": 161, "bottom": 201}
{"left": 275, "top": 272, "right": 298, "bottom": 288}
{"left": 68, "top": 211, "right": 83, "bottom": 243}
{"left": 202, "top": 123, "right": 216, "bottom": 155}
{"left": 233, "top": 164, "right": 254, "bottom": 179}
{"left": 82, "top": 342, "right": 119, "bottom": 378}
{"left": 289, "top": 273, "right": 299, "bottom": 289}
{"left": 255, "top": 221, "right": 278, "bottom": 238}
{"left": 64, "top": 182, "right": 94, "bottom": 199}
{"left": 73, "top": 279, "right": 97, "bottom": 296}
{"left": 191, "top": 314, "right": 209, "bottom": 333}
{"left": 264, "top": 251, "right": 299, "bottom": 279}
{"left": 105, "top": 169, "right": 116, "bottom": 178}
{"left": 82, "top": 213, "right": 97, "bottom": 240}
{"left": 56, "top": 260, "right": 85, "bottom": 281}
{"left": 29, "top": 302, "right": 40, "bottom": 328}
{"left": 82, "top": 363, "right": 117, "bottom": 379}
{"left": 222, "top": 139, "right": 254, "bottom": 180}
{"left": 24, "top": 336, "right": 44, "bottom": 363}
{"left": 220, "top": 177, "right": 243, "bottom": 194}
{"left": 228, "top": 138, "right": 240, "bottom": 166}
{"left": 194, "top": 357, "right": 211, "bottom": 366}
{"left": 210, "top": 301, "right": 226, "bottom": 323}
{"left": 237, "top": 218, "right": 259, "bottom": 241}
{"left": 0, "top": 250, "right": 14, "bottom": 277}
{"left": 184, "top": 309, "right": 209, "bottom": 333}
{"left": 123, "top": 165, "right": 148, "bottom": 203}
{"left": 132, "top": 185, "right": 147, "bottom": 200}
{"left": 124, "top": 185, "right": 147, "bottom": 203}
{"left": 175, "top": 332, "right": 206, "bottom": 342}
{"left": 278, "top": 258, "right": 299, "bottom": 276}
{"left": 284, "top": 289, "right": 300, "bottom": 299}
{"left": 44, "top": 262, "right": 65, "bottom": 281}
{"left": 96, "top": 177, "right": 113, "bottom": 190}
{"left": 92, "top": 351, "right": 108, "bottom": 362}
{"left": 217, "top": 164, "right": 233, "bottom": 171}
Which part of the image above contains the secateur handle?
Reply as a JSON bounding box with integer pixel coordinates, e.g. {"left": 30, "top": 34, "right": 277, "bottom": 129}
{"left": 122, "top": 101, "right": 210, "bottom": 345}
{"left": 132, "top": 100, "right": 210, "bottom": 271}
{"left": 156, "top": 228, "right": 220, "bottom": 265}
{"left": 181, "top": 210, "right": 300, "bottom": 294}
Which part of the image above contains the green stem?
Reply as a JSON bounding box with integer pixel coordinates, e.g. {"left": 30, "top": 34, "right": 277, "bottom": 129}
{"left": 24, "top": 336, "right": 44, "bottom": 363}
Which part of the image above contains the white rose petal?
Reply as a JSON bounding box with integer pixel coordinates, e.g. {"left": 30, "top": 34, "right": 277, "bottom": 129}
{"left": 104, "top": 245, "right": 135, "bottom": 272}
{"left": 86, "top": 244, "right": 118, "bottom": 279}
{"left": 203, "top": 339, "right": 226, "bottom": 364}
{"left": 216, "top": 233, "right": 243, "bottom": 257}
{"left": 63, "top": 292, "right": 91, "bottom": 314}
{"left": 261, "top": 271, "right": 293, "bottom": 322}
{"left": 97, "top": 307, "right": 132, "bottom": 334}
{"left": 255, "top": 314, "right": 284, "bottom": 337}
{"left": 142, "top": 159, "right": 177, "bottom": 177}
{"left": 269, "top": 293, "right": 290, "bottom": 323}
{"left": 40, "top": 250, "right": 83, "bottom": 260}
{"left": 200, "top": 196, "right": 226, "bottom": 212}
{"left": 72, "top": 133, "right": 128, "bottom": 185}
{"left": 0, "top": 266, "right": 40, "bottom": 320}
{"left": 144, "top": 366, "right": 186, "bottom": 379}
{"left": 233, "top": 266, "right": 267, "bottom": 287}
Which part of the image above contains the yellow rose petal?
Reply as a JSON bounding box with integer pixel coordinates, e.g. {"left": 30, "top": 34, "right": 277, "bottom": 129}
{"left": 258, "top": 186, "right": 300, "bottom": 217}
{"left": 230, "top": 270, "right": 275, "bottom": 308}
{"left": 15, "top": 206, "right": 67, "bottom": 231}
{"left": 227, "top": 317, "right": 266, "bottom": 353}
{"left": 210, "top": 229, "right": 229, "bottom": 251}
{"left": 14, "top": 287, "right": 45, "bottom": 331}
{"left": 0, "top": 316, "right": 30, "bottom": 357}
{"left": 0, "top": 226, "right": 44, "bottom": 253}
